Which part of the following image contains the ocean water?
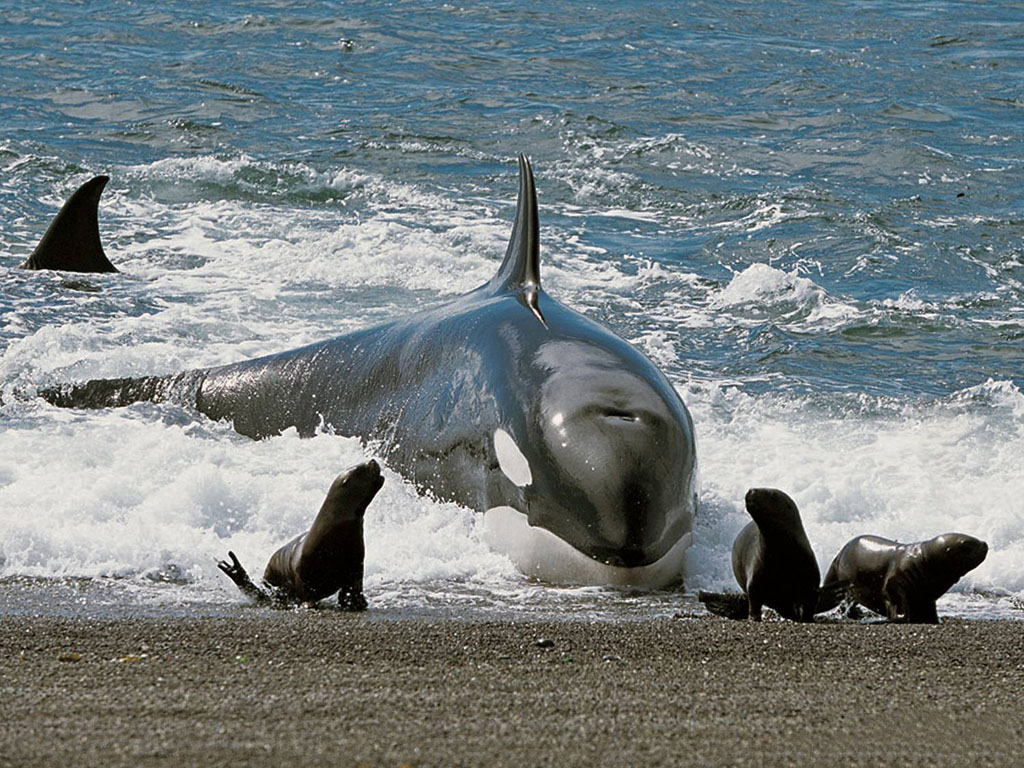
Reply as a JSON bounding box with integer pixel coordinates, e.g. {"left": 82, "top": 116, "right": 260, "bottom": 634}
{"left": 0, "top": 1, "right": 1021, "bottom": 620}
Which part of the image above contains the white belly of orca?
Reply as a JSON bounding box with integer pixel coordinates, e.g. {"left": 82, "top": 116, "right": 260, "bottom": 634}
{"left": 482, "top": 506, "right": 691, "bottom": 589}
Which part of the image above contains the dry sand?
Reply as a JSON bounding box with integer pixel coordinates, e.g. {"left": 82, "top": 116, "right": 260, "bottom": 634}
{"left": 2, "top": 612, "right": 1021, "bottom": 767}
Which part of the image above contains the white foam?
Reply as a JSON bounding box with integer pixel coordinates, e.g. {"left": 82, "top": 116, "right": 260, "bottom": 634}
{"left": 481, "top": 506, "right": 691, "bottom": 589}
{"left": 0, "top": 404, "right": 519, "bottom": 600}
{"left": 0, "top": 374, "right": 1019, "bottom": 617}
{"left": 712, "top": 263, "right": 825, "bottom": 311}
{"left": 1, "top": 155, "right": 1020, "bottom": 619}
{"left": 682, "top": 380, "right": 1024, "bottom": 613}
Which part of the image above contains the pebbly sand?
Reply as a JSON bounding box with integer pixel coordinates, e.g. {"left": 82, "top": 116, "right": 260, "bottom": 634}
{"left": 1, "top": 610, "right": 1021, "bottom": 767}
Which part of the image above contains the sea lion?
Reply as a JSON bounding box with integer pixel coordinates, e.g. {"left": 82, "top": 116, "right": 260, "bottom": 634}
{"left": 730, "top": 488, "right": 822, "bottom": 622}
{"left": 819, "top": 533, "right": 988, "bottom": 623}
{"left": 218, "top": 459, "right": 384, "bottom": 610}
{"left": 700, "top": 488, "right": 837, "bottom": 622}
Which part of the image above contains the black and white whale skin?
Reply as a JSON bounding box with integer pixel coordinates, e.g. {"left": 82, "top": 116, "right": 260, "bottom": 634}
{"left": 41, "top": 156, "right": 699, "bottom": 588}
{"left": 19, "top": 175, "right": 119, "bottom": 273}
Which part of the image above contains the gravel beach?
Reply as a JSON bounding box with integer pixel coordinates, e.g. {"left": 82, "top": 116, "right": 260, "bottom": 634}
{"left": 2, "top": 612, "right": 1021, "bottom": 767}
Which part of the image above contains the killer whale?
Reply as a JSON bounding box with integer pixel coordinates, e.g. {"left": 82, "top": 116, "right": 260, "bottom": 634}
{"left": 41, "top": 156, "right": 699, "bottom": 586}
{"left": 19, "top": 175, "right": 119, "bottom": 273}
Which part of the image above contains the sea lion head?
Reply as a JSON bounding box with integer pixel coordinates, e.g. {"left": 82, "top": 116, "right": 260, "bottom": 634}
{"left": 925, "top": 532, "right": 988, "bottom": 576}
{"left": 323, "top": 459, "right": 385, "bottom": 519}
{"left": 897, "top": 532, "right": 988, "bottom": 602}
{"left": 744, "top": 488, "right": 802, "bottom": 531}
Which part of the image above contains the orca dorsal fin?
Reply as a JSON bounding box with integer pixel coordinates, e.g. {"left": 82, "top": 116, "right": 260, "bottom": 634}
{"left": 488, "top": 155, "right": 544, "bottom": 325}
{"left": 21, "top": 175, "right": 118, "bottom": 273}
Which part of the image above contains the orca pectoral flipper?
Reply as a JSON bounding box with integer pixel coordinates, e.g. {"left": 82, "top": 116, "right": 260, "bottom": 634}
{"left": 21, "top": 176, "right": 118, "bottom": 273}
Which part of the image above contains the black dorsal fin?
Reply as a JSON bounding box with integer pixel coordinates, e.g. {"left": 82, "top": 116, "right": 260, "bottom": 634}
{"left": 21, "top": 176, "right": 118, "bottom": 273}
{"left": 488, "top": 155, "right": 544, "bottom": 325}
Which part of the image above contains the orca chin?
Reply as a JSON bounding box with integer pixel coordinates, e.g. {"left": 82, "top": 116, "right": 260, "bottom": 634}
{"left": 482, "top": 506, "right": 692, "bottom": 589}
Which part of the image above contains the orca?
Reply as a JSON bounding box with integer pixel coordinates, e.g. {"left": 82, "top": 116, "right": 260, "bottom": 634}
{"left": 40, "top": 156, "right": 699, "bottom": 587}
{"left": 19, "top": 175, "right": 119, "bottom": 273}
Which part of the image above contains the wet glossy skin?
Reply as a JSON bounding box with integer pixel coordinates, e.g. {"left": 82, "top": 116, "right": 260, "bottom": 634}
{"left": 731, "top": 488, "right": 821, "bottom": 622}
{"left": 822, "top": 533, "right": 988, "bottom": 623}
{"left": 47, "top": 158, "right": 698, "bottom": 573}
{"left": 198, "top": 275, "right": 697, "bottom": 568}
{"left": 265, "top": 459, "right": 384, "bottom": 604}
{"left": 193, "top": 160, "right": 698, "bottom": 570}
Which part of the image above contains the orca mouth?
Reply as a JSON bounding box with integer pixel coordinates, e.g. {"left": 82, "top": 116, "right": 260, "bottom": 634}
{"left": 481, "top": 506, "right": 691, "bottom": 589}
{"left": 595, "top": 548, "right": 652, "bottom": 569}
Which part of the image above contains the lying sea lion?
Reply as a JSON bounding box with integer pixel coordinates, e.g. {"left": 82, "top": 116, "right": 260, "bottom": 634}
{"left": 218, "top": 459, "right": 384, "bottom": 610}
{"left": 699, "top": 488, "right": 844, "bottom": 622}
{"left": 818, "top": 533, "right": 988, "bottom": 623}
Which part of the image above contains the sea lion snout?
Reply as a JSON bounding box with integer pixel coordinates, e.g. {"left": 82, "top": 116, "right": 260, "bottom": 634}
{"left": 333, "top": 459, "right": 385, "bottom": 503}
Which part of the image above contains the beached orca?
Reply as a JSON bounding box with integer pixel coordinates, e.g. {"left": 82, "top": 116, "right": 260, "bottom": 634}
{"left": 40, "top": 156, "right": 698, "bottom": 587}
{"left": 19, "top": 175, "right": 118, "bottom": 273}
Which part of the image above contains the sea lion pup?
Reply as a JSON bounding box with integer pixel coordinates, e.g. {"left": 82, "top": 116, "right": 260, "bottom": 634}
{"left": 218, "top": 460, "right": 384, "bottom": 610}
{"left": 699, "top": 488, "right": 842, "bottom": 622}
{"left": 818, "top": 533, "right": 988, "bottom": 623}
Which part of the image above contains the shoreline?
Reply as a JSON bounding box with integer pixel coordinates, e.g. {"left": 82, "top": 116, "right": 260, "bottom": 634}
{"left": 2, "top": 612, "right": 1021, "bottom": 767}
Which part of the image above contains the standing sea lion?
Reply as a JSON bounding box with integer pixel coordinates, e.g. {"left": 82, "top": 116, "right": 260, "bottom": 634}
{"left": 218, "top": 459, "right": 384, "bottom": 610}
{"left": 700, "top": 488, "right": 839, "bottom": 622}
{"left": 730, "top": 487, "right": 822, "bottom": 622}
{"left": 819, "top": 533, "right": 988, "bottom": 623}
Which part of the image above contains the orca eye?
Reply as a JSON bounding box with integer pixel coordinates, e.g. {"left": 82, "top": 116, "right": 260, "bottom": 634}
{"left": 602, "top": 408, "right": 638, "bottom": 422}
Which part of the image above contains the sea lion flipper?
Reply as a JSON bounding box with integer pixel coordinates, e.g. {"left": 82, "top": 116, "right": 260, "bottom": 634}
{"left": 217, "top": 551, "right": 271, "bottom": 604}
{"left": 337, "top": 585, "right": 368, "bottom": 612}
{"left": 815, "top": 579, "right": 850, "bottom": 615}
{"left": 698, "top": 590, "right": 749, "bottom": 620}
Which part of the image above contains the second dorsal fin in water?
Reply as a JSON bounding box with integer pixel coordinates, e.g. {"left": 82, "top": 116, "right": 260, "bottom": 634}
{"left": 21, "top": 175, "right": 118, "bottom": 273}
{"left": 488, "top": 155, "right": 544, "bottom": 326}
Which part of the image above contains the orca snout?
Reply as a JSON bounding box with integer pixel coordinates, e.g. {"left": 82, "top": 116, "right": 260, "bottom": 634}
{"left": 588, "top": 474, "right": 661, "bottom": 567}
{"left": 602, "top": 547, "right": 652, "bottom": 569}
{"left": 532, "top": 401, "right": 694, "bottom": 567}
{"left": 528, "top": 340, "right": 698, "bottom": 569}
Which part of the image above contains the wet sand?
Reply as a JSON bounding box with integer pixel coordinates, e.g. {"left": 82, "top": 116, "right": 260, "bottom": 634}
{"left": 2, "top": 612, "right": 1021, "bottom": 767}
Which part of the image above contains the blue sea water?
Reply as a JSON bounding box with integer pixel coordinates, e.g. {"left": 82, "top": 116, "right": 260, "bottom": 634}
{"left": 0, "top": 1, "right": 1021, "bottom": 619}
